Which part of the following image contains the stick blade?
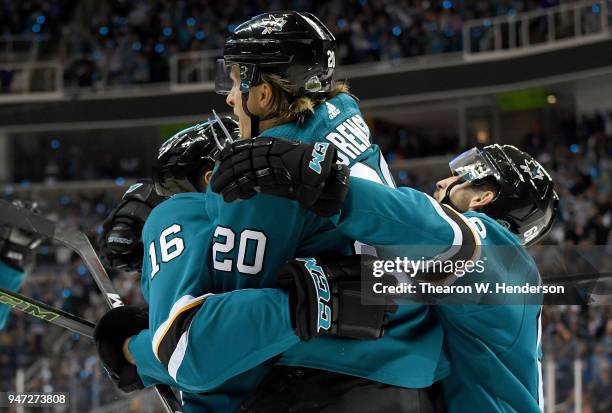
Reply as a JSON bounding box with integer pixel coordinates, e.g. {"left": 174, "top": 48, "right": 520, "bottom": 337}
{"left": 0, "top": 199, "right": 56, "bottom": 238}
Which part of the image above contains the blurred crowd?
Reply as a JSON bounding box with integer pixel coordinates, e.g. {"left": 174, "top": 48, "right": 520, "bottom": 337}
{"left": 543, "top": 306, "right": 611, "bottom": 413}
{"left": 1, "top": 0, "right": 570, "bottom": 88}
{"left": 0, "top": 111, "right": 610, "bottom": 411}
{"left": 8, "top": 128, "right": 160, "bottom": 184}
{"left": 526, "top": 111, "right": 611, "bottom": 412}
{"left": 371, "top": 117, "right": 460, "bottom": 161}
{"left": 8, "top": 118, "right": 460, "bottom": 184}
{"left": 530, "top": 111, "right": 611, "bottom": 247}
{"left": 0, "top": 188, "right": 141, "bottom": 409}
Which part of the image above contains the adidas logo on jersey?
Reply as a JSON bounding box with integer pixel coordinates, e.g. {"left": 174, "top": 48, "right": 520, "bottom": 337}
{"left": 326, "top": 102, "right": 340, "bottom": 120}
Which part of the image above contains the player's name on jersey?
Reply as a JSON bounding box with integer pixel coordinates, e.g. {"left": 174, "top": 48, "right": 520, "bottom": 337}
{"left": 372, "top": 281, "right": 565, "bottom": 296}
{"left": 324, "top": 114, "right": 371, "bottom": 164}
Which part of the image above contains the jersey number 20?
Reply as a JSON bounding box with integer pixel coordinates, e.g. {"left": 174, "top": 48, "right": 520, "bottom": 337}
{"left": 213, "top": 226, "right": 267, "bottom": 275}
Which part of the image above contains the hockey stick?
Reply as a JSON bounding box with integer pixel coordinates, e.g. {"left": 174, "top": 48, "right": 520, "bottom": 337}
{"left": 0, "top": 286, "right": 95, "bottom": 337}
{"left": 0, "top": 199, "right": 183, "bottom": 413}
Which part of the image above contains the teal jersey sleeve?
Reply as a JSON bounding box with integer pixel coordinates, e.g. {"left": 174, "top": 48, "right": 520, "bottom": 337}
{"left": 129, "top": 331, "right": 275, "bottom": 413}
{"left": 129, "top": 193, "right": 299, "bottom": 394}
{"left": 0, "top": 260, "right": 25, "bottom": 330}
{"left": 331, "top": 177, "right": 544, "bottom": 411}
{"left": 337, "top": 177, "right": 478, "bottom": 253}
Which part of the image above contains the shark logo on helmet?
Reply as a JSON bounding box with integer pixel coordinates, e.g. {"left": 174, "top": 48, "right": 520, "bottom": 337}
{"left": 520, "top": 159, "right": 545, "bottom": 181}
{"left": 260, "top": 15, "right": 287, "bottom": 35}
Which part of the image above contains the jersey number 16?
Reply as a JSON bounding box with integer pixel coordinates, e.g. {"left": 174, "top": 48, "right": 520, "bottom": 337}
{"left": 149, "top": 224, "right": 185, "bottom": 279}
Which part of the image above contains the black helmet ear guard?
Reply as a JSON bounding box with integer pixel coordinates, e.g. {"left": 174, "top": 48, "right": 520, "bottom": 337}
{"left": 447, "top": 145, "right": 559, "bottom": 245}
{"left": 216, "top": 11, "right": 337, "bottom": 137}
{"left": 154, "top": 113, "right": 239, "bottom": 197}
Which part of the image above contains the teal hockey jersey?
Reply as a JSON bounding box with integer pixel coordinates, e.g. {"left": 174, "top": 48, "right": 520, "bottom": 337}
{"left": 129, "top": 94, "right": 448, "bottom": 409}
{"left": 332, "top": 177, "right": 544, "bottom": 413}
{"left": 130, "top": 191, "right": 447, "bottom": 411}
{"left": 0, "top": 261, "right": 25, "bottom": 329}
{"left": 130, "top": 193, "right": 299, "bottom": 412}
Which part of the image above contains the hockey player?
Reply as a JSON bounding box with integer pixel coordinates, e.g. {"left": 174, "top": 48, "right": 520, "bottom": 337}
{"left": 0, "top": 201, "right": 44, "bottom": 329}
{"left": 212, "top": 139, "right": 559, "bottom": 413}
{"left": 212, "top": 10, "right": 447, "bottom": 409}
{"left": 98, "top": 116, "right": 240, "bottom": 272}
{"left": 96, "top": 11, "right": 449, "bottom": 412}
{"left": 215, "top": 11, "right": 395, "bottom": 188}
{"left": 95, "top": 114, "right": 445, "bottom": 412}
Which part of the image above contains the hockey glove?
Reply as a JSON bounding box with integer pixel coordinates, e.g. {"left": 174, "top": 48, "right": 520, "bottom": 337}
{"left": 278, "top": 255, "right": 397, "bottom": 341}
{"left": 100, "top": 180, "right": 166, "bottom": 271}
{"left": 94, "top": 305, "right": 148, "bottom": 393}
{"left": 210, "top": 138, "right": 350, "bottom": 217}
{"left": 0, "top": 201, "right": 44, "bottom": 271}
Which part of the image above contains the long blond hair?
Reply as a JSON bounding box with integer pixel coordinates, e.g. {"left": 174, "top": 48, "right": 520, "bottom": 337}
{"left": 260, "top": 73, "right": 356, "bottom": 124}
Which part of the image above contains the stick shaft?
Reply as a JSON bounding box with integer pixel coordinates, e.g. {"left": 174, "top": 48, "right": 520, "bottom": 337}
{"left": 0, "top": 286, "right": 95, "bottom": 337}
{"left": 0, "top": 200, "right": 183, "bottom": 413}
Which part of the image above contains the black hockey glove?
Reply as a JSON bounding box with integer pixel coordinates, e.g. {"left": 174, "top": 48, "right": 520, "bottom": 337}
{"left": 278, "top": 255, "right": 397, "bottom": 341}
{"left": 100, "top": 180, "right": 166, "bottom": 271}
{"left": 0, "top": 200, "right": 44, "bottom": 271}
{"left": 94, "top": 305, "right": 148, "bottom": 393}
{"left": 210, "top": 138, "right": 350, "bottom": 217}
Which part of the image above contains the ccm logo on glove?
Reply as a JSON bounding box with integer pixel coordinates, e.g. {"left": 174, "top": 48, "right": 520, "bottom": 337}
{"left": 296, "top": 258, "right": 331, "bottom": 332}
{"left": 308, "top": 143, "right": 330, "bottom": 174}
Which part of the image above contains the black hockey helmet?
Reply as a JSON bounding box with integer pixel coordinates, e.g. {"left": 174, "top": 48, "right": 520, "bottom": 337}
{"left": 216, "top": 11, "right": 336, "bottom": 96}
{"left": 448, "top": 144, "right": 559, "bottom": 245}
{"left": 215, "top": 11, "right": 336, "bottom": 137}
{"left": 154, "top": 113, "right": 239, "bottom": 196}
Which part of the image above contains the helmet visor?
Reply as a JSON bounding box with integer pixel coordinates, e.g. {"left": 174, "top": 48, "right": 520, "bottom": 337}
{"left": 208, "top": 110, "right": 236, "bottom": 150}
{"left": 449, "top": 147, "right": 499, "bottom": 182}
{"left": 214, "top": 59, "right": 258, "bottom": 95}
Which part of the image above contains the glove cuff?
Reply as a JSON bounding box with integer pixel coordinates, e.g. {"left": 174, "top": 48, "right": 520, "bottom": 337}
{"left": 94, "top": 305, "right": 149, "bottom": 392}
{"left": 117, "top": 365, "right": 145, "bottom": 393}
{"left": 0, "top": 241, "right": 32, "bottom": 271}
{"left": 278, "top": 260, "right": 318, "bottom": 341}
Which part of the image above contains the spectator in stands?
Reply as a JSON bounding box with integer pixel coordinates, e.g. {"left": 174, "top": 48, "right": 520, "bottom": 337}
{"left": 2, "top": 0, "right": 574, "bottom": 88}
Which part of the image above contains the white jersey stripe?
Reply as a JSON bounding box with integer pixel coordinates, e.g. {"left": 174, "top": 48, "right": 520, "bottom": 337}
{"left": 152, "top": 294, "right": 212, "bottom": 361}
{"left": 424, "top": 195, "right": 463, "bottom": 260}
{"left": 349, "top": 161, "right": 393, "bottom": 255}
{"left": 349, "top": 162, "right": 384, "bottom": 185}
{"left": 378, "top": 155, "right": 396, "bottom": 188}
{"left": 168, "top": 326, "right": 191, "bottom": 381}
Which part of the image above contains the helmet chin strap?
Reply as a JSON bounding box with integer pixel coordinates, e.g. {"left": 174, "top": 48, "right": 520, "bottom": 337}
{"left": 241, "top": 92, "right": 260, "bottom": 138}
{"left": 439, "top": 178, "right": 466, "bottom": 212}
{"left": 241, "top": 90, "right": 278, "bottom": 138}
